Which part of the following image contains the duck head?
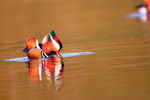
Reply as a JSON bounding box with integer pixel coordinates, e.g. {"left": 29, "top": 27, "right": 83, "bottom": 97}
{"left": 135, "top": 3, "right": 147, "bottom": 14}
{"left": 26, "top": 37, "right": 41, "bottom": 50}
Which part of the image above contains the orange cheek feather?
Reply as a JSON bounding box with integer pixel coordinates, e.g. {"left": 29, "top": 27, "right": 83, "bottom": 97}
{"left": 145, "top": 0, "right": 150, "bottom": 5}
{"left": 26, "top": 38, "right": 36, "bottom": 50}
{"left": 26, "top": 42, "right": 35, "bottom": 50}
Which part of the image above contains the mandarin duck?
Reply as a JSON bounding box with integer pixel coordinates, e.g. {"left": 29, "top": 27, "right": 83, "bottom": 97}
{"left": 23, "top": 31, "right": 62, "bottom": 59}
{"left": 136, "top": 3, "right": 147, "bottom": 14}
{"left": 136, "top": 0, "right": 150, "bottom": 14}
{"left": 42, "top": 31, "right": 62, "bottom": 55}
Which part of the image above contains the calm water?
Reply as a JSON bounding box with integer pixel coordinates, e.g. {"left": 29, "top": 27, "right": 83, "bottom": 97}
{"left": 1, "top": 0, "right": 150, "bottom": 100}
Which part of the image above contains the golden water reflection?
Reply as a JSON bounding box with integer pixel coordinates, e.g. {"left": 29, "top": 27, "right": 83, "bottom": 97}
{"left": 27, "top": 56, "right": 64, "bottom": 89}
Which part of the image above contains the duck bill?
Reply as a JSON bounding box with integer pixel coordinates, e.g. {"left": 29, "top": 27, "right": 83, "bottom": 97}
{"left": 23, "top": 48, "right": 28, "bottom": 53}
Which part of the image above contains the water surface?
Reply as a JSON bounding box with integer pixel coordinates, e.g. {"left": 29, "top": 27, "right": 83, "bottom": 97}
{"left": 1, "top": 0, "right": 150, "bottom": 100}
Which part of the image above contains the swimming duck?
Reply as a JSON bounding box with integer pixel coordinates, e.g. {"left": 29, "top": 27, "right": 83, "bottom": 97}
{"left": 136, "top": 0, "right": 150, "bottom": 14}
{"left": 136, "top": 3, "right": 147, "bottom": 14}
{"left": 42, "top": 31, "right": 62, "bottom": 55}
{"left": 23, "top": 31, "right": 62, "bottom": 59}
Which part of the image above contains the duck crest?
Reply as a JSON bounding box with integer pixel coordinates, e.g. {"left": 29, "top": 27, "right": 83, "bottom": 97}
{"left": 48, "top": 33, "right": 52, "bottom": 41}
{"left": 50, "top": 30, "right": 56, "bottom": 37}
{"left": 50, "top": 31, "right": 62, "bottom": 51}
{"left": 49, "top": 32, "right": 60, "bottom": 51}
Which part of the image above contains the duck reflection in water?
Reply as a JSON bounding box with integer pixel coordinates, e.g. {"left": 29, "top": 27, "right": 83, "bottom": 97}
{"left": 27, "top": 56, "right": 64, "bottom": 89}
